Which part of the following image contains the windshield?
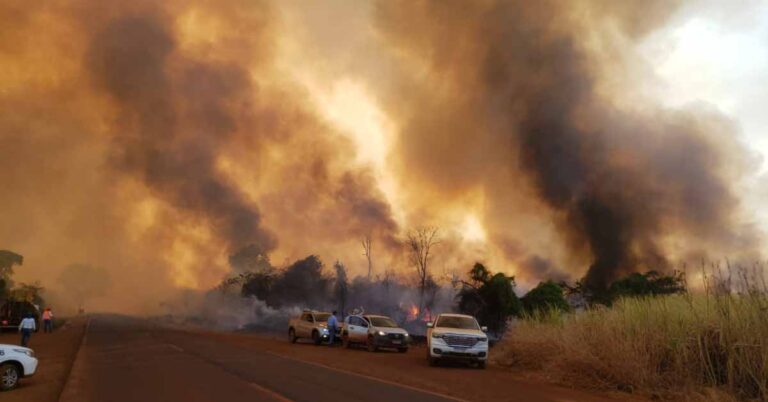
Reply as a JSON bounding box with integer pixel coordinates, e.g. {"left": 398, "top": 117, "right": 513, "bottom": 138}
{"left": 368, "top": 316, "right": 398, "bottom": 328}
{"left": 313, "top": 313, "right": 331, "bottom": 322}
{"left": 435, "top": 316, "right": 479, "bottom": 330}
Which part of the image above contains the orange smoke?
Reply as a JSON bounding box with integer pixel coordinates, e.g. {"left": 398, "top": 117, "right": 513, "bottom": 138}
{"left": 0, "top": 0, "right": 764, "bottom": 313}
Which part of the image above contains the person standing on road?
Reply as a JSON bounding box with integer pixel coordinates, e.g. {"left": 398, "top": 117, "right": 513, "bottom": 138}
{"left": 42, "top": 307, "right": 54, "bottom": 333}
{"left": 327, "top": 311, "right": 338, "bottom": 346}
{"left": 19, "top": 313, "right": 36, "bottom": 347}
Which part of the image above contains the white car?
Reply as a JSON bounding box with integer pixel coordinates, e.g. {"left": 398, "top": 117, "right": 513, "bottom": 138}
{"left": 426, "top": 313, "right": 488, "bottom": 368}
{"left": 1, "top": 344, "right": 38, "bottom": 391}
{"left": 342, "top": 314, "right": 410, "bottom": 352}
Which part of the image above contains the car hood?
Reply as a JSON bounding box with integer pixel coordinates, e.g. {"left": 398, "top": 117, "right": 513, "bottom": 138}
{"left": 432, "top": 328, "right": 485, "bottom": 337}
{"left": 0, "top": 344, "right": 33, "bottom": 353}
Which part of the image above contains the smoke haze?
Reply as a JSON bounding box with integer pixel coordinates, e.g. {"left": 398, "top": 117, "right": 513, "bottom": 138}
{"left": 0, "top": 0, "right": 763, "bottom": 312}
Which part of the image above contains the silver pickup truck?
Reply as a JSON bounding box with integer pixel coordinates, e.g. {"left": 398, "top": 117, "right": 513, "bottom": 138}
{"left": 341, "top": 314, "right": 410, "bottom": 352}
{"left": 288, "top": 310, "right": 339, "bottom": 345}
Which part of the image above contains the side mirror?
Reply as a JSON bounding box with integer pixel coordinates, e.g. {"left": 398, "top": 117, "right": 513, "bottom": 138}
{"left": 481, "top": 326, "right": 488, "bottom": 332}
{"left": 426, "top": 322, "right": 434, "bottom": 328}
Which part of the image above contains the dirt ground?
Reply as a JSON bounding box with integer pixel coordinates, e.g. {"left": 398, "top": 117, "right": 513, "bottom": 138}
{"left": 0, "top": 317, "right": 86, "bottom": 402}
{"left": 178, "top": 329, "right": 644, "bottom": 402}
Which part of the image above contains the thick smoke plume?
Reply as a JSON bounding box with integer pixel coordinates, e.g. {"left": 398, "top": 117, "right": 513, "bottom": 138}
{"left": 87, "top": 11, "right": 275, "bottom": 253}
{"left": 0, "top": 0, "right": 763, "bottom": 312}
{"left": 374, "top": 0, "right": 760, "bottom": 290}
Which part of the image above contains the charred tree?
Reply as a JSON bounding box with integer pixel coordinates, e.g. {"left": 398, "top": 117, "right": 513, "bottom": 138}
{"left": 406, "top": 227, "right": 439, "bottom": 320}
{"left": 334, "top": 260, "right": 348, "bottom": 317}
{"left": 362, "top": 235, "right": 373, "bottom": 280}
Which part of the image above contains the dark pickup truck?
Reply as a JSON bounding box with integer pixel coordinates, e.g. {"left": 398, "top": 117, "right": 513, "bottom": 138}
{"left": 0, "top": 300, "right": 40, "bottom": 332}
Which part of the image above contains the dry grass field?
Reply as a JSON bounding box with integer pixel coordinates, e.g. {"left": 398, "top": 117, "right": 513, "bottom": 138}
{"left": 495, "top": 277, "right": 767, "bottom": 401}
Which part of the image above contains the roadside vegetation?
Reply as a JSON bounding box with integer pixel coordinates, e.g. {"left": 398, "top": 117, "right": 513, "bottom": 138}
{"left": 1, "top": 249, "right": 46, "bottom": 307}
{"left": 495, "top": 264, "right": 768, "bottom": 401}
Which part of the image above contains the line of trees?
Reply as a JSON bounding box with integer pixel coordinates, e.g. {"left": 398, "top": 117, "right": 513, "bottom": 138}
{"left": 0, "top": 250, "right": 24, "bottom": 300}
{"left": 455, "top": 262, "right": 687, "bottom": 335}
{"left": 218, "top": 227, "right": 687, "bottom": 337}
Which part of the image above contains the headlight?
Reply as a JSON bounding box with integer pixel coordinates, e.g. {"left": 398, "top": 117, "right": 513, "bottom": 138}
{"left": 404, "top": 333, "right": 410, "bottom": 338}
{"left": 477, "top": 337, "right": 488, "bottom": 342}
{"left": 321, "top": 328, "right": 329, "bottom": 334}
{"left": 13, "top": 349, "right": 34, "bottom": 357}
{"left": 431, "top": 333, "right": 444, "bottom": 339}
{"left": 377, "top": 331, "right": 386, "bottom": 336}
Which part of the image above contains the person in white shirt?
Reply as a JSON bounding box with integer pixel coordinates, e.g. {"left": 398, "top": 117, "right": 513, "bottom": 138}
{"left": 18, "top": 313, "right": 36, "bottom": 347}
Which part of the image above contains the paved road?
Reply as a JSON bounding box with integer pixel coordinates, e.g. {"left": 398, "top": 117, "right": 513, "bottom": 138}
{"left": 59, "top": 315, "right": 458, "bottom": 402}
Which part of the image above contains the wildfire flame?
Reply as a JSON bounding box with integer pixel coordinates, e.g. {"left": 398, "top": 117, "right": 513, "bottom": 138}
{"left": 405, "top": 303, "right": 432, "bottom": 322}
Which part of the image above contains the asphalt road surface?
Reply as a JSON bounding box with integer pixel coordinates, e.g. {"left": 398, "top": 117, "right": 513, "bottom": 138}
{"left": 59, "top": 315, "right": 459, "bottom": 402}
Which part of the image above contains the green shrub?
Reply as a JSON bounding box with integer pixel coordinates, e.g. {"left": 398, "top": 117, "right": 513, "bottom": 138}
{"left": 522, "top": 280, "right": 570, "bottom": 314}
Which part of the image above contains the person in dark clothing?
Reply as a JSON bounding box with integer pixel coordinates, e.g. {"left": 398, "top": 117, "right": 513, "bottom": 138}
{"left": 327, "top": 311, "right": 338, "bottom": 346}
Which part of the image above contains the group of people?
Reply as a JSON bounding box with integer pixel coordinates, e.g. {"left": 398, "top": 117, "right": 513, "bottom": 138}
{"left": 18, "top": 307, "right": 54, "bottom": 347}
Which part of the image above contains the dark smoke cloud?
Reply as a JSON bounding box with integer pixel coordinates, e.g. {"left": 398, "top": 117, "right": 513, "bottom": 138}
{"left": 0, "top": 0, "right": 401, "bottom": 311}
{"left": 86, "top": 11, "right": 275, "bottom": 253}
{"left": 374, "top": 0, "right": 760, "bottom": 290}
{"left": 1, "top": 0, "right": 763, "bottom": 313}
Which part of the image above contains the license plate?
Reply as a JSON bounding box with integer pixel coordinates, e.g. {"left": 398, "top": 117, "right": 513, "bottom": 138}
{"left": 392, "top": 340, "right": 402, "bottom": 344}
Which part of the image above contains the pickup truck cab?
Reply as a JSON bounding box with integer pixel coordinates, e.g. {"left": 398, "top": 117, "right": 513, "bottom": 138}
{"left": 342, "top": 314, "right": 410, "bottom": 353}
{"left": 0, "top": 301, "right": 39, "bottom": 333}
{"left": 288, "top": 310, "right": 337, "bottom": 345}
{"left": 426, "top": 313, "right": 488, "bottom": 368}
{"left": 0, "top": 344, "right": 38, "bottom": 391}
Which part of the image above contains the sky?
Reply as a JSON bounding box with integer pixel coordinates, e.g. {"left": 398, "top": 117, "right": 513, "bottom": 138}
{"left": 638, "top": 0, "right": 768, "bottom": 231}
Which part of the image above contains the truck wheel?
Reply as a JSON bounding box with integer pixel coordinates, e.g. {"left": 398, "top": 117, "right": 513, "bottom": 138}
{"left": 288, "top": 328, "right": 297, "bottom": 344}
{"left": 398, "top": 347, "right": 408, "bottom": 353}
{"left": 426, "top": 345, "right": 438, "bottom": 366}
{"left": 312, "top": 330, "right": 322, "bottom": 345}
{"left": 366, "top": 336, "right": 377, "bottom": 352}
{"left": 0, "top": 363, "right": 20, "bottom": 391}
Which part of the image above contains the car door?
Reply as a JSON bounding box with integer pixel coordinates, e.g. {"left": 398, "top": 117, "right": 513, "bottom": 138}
{"left": 357, "top": 316, "right": 371, "bottom": 342}
{"left": 298, "top": 313, "right": 313, "bottom": 337}
{"left": 347, "top": 316, "right": 365, "bottom": 342}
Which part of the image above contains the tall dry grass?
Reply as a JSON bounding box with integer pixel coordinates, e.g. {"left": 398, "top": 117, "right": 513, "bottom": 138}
{"left": 495, "top": 268, "right": 768, "bottom": 401}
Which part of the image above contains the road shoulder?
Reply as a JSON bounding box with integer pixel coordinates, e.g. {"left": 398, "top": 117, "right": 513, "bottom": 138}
{"left": 0, "top": 317, "right": 87, "bottom": 402}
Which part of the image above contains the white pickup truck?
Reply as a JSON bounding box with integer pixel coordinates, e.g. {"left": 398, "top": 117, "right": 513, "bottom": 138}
{"left": 426, "top": 313, "right": 489, "bottom": 368}
{"left": 288, "top": 310, "right": 338, "bottom": 345}
{"left": 1, "top": 344, "right": 38, "bottom": 391}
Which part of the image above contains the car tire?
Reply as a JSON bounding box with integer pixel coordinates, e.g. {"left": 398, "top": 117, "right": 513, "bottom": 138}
{"left": 0, "top": 363, "right": 20, "bottom": 391}
{"left": 476, "top": 361, "right": 486, "bottom": 369}
{"left": 312, "top": 330, "right": 322, "bottom": 345}
{"left": 366, "top": 336, "right": 377, "bottom": 352}
{"left": 397, "top": 347, "right": 408, "bottom": 353}
{"left": 428, "top": 357, "right": 439, "bottom": 367}
{"left": 288, "top": 328, "right": 297, "bottom": 344}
